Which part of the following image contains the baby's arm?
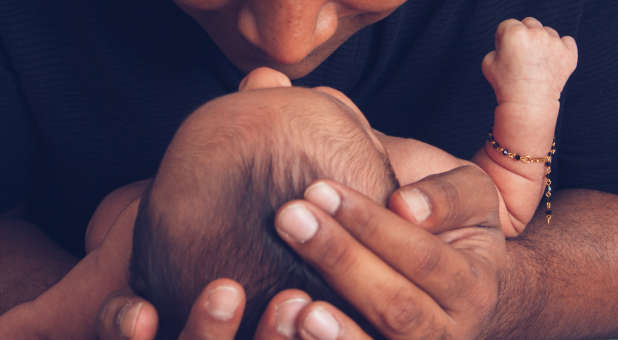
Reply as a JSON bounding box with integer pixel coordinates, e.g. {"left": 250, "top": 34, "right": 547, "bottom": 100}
{"left": 376, "top": 131, "right": 471, "bottom": 185}
{"left": 382, "top": 19, "right": 577, "bottom": 237}
{"left": 473, "top": 18, "right": 577, "bottom": 236}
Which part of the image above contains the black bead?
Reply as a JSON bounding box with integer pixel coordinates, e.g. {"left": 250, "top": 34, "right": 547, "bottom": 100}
{"left": 503, "top": 149, "right": 508, "bottom": 155}
{"left": 493, "top": 142, "right": 499, "bottom": 148}
{"left": 515, "top": 154, "right": 521, "bottom": 160}
{"left": 545, "top": 162, "right": 551, "bottom": 167}
{"left": 545, "top": 210, "right": 552, "bottom": 215}
{"left": 548, "top": 152, "right": 553, "bottom": 156}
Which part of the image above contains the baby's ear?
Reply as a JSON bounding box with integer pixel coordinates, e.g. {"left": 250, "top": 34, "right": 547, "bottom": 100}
{"left": 238, "top": 67, "right": 292, "bottom": 91}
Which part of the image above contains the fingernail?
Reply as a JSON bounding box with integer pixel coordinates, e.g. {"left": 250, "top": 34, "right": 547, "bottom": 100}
{"left": 276, "top": 204, "right": 319, "bottom": 243}
{"left": 302, "top": 308, "right": 341, "bottom": 340}
{"left": 117, "top": 302, "right": 143, "bottom": 338}
{"left": 400, "top": 188, "right": 432, "bottom": 223}
{"left": 305, "top": 182, "right": 341, "bottom": 215}
{"left": 275, "top": 298, "right": 310, "bottom": 338}
{"left": 205, "top": 286, "right": 241, "bottom": 321}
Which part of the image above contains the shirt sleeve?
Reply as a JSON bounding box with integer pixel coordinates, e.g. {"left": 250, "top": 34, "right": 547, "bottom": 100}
{"left": 557, "top": 0, "right": 618, "bottom": 194}
{"left": 0, "top": 42, "right": 34, "bottom": 213}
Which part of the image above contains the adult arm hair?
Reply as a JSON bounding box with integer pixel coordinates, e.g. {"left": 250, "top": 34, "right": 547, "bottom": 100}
{"left": 487, "top": 189, "right": 618, "bottom": 340}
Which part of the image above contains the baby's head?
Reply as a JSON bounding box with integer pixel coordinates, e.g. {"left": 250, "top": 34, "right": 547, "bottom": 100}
{"left": 130, "top": 86, "right": 398, "bottom": 338}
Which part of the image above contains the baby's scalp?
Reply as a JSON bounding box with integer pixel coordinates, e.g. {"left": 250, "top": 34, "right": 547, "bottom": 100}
{"left": 130, "top": 87, "right": 399, "bottom": 338}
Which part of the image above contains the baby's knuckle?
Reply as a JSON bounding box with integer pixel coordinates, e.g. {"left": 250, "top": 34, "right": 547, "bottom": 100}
{"left": 481, "top": 52, "right": 495, "bottom": 68}
{"left": 497, "top": 19, "right": 519, "bottom": 33}
{"left": 504, "top": 23, "right": 528, "bottom": 39}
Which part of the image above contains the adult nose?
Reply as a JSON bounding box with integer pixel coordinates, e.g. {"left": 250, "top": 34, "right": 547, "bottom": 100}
{"left": 238, "top": 0, "right": 339, "bottom": 64}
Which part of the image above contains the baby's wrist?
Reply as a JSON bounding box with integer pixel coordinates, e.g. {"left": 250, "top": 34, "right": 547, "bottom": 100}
{"left": 493, "top": 101, "right": 560, "bottom": 133}
{"left": 494, "top": 85, "right": 561, "bottom": 108}
{"left": 495, "top": 99, "right": 559, "bottom": 111}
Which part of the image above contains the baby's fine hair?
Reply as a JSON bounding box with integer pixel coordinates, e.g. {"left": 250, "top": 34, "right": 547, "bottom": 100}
{"left": 129, "top": 93, "right": 398, "bottom": 338}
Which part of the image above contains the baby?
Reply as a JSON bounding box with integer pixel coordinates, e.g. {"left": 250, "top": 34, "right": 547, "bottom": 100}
{"left": 127, "top": 18, "right": 577, "bottom": 339}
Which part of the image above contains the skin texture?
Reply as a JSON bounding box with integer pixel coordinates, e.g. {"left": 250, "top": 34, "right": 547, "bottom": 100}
{"left": 0, "top": 13, "right": 615, "bottom": 340}
{"left": 88, "top": 20, "right": 597, "bottom": 339}
{"left": 0, "top": 181, "right": 151, "bottom": 340}
{"left": 473, "top": 17, "right": 578, "bottom": 235}
{"left": 270, "top": 184, "right": 618, "bottom": 340}
{"left": 0, "top": 218, "right": 76, "bottom": 315}
{"left": 94, "top": 29, "right": 580, "bottom": 339}
{"left": 173, "top": 0, "right": 406, "bottom": 78}
{"left": 228, "top": 16, "right": 579, "bottom": 239}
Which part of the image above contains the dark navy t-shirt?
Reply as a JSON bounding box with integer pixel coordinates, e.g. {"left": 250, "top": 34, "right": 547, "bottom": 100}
{"left": 1, "top": 0, "right": 617, "bottom": 255}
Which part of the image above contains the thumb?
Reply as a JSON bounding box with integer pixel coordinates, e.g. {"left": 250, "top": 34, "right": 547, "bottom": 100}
{"left": 388, "top": 165, "right": 503, "bottom": 233}
{"left": 97, "top": 289, "right": 158, "bottom": 340}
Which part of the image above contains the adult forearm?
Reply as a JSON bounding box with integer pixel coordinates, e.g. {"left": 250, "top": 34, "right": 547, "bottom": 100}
{"left": 0, "top": 218, "right": 77, "bottom": 314}
{"left": 488, "top": 189, "right": 618, "bottom": 340}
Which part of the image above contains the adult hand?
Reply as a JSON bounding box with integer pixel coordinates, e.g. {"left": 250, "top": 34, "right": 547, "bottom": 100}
{"left": 273, "top": 165, "right": 507, "bottom": 339}
{"left": 90, "top": 182, "right": 248, "bottom": 340}
{"left": 96, "top": 281, "right": 333, "bottom": 340}
{"left": 97, "top": 279, "right": 248, "bottom": 340}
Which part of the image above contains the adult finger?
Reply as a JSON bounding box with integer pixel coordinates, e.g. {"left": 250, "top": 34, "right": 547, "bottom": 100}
{"left": 297, "top": 301, "right": 373, "bottom": 340}
{"left": 388, "top": 165, "right": 502, "bottom": 234}
{"left": 238, "top": 67, "right": 292, "bottom": 91}
{"left": 97, "top": 290, "right": 158, "bottom": 340}
{"left": 254, "top": 290, "right": 372, "bottom": 340}
{"left": 301, "top": 180, "right": 485, "bottom": 312}
{"left": 274, "top": 189, "right": 454, "bottom": 339}
{"left": 254, "top": 289, "right": 312, "bottom": 340}
{"left": 178, "top": 279, "right": 246, "bottom": 340}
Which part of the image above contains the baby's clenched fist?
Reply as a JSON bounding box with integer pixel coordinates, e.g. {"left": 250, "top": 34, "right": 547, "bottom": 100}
{"left": 482, "top": 17, "right": 578, "bottom": 106}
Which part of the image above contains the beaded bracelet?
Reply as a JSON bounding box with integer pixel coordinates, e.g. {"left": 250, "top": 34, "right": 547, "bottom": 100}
{"left": 487, "top": 131, "right": 556, "bottom": 224}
